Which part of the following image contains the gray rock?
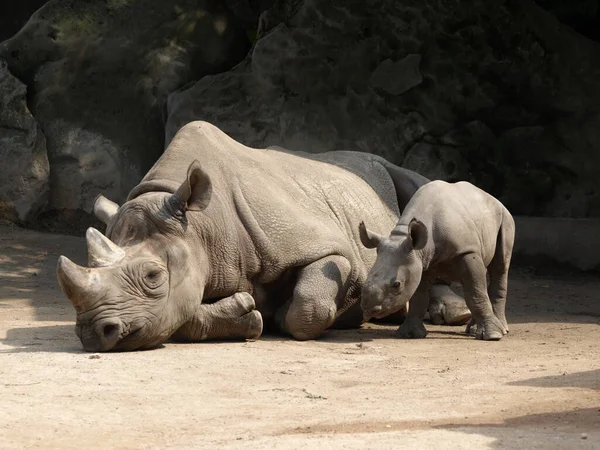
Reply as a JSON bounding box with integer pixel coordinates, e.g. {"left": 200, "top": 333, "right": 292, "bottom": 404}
{"left": 166, "top": 0, "right": 600, "bottom": 218}
{"left": 535, "top": 0, "right": 600, "bottom": 41}
{"left": 369, "top": 54, "right": 423, "bottom": 96}
{"left": 0, "top": 60, "right": 49, "bottom": 222}
{"left": 513, "top": 216, "right": 600, "bottom": 271}
{"left": 403, "top": 142, "right": 470, "bottom": 182}
{"left": 225, "top": 0, "right": 276, "bottom": 32}
{"left": 0, "top": 0, "right": 49, "bottom": 42}
{"left": 0, "top": 0, "right": 250, "bottom": 214}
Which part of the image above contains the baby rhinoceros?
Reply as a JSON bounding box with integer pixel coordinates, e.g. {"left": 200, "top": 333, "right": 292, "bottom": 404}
{"left": 359, "top": 180, "right": 515, "bottom": 341}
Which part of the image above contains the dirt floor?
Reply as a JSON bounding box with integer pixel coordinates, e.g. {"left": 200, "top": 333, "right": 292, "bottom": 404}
{"left": 0, "top": 223, "right": 599, "bottom": 449}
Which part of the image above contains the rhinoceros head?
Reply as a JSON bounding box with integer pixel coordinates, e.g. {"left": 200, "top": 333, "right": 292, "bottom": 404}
{"left": 57, "top": 161, "right": 212, "bottom": 352}
{"left": 358, "top": 219, "right": 428, "bottom": 320}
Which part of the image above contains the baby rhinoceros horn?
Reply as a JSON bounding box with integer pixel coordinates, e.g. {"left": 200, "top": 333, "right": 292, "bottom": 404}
{"left": 86, "top": 227, "right": 125, "bottom": 268}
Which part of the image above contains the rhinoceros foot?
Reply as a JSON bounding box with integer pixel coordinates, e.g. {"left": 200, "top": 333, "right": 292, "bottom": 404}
{"left": 395, "top": 318, "right": 428, "bottom": 339}
{"left": 466, "top": 317, "right": 507, "bottom": 341}
{"left": 240, "top": 310, "right": 263, "bottom": 340}
{"left": 227, "top": 292, "right": 263, "bottom": 340}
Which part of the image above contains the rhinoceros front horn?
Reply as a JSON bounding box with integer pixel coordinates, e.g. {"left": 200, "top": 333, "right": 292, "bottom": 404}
{"left": 86, "top": 227, "right": 125, "bottom": 268}
{"left": 56, "top": 256, "right": 97, "bottom": 312}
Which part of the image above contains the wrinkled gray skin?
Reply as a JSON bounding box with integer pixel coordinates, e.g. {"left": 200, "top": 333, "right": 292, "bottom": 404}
{"left": 56, "top": 121, "right": 471, "bottom": 352}
{"left": 360, "top": 180, "right": 516, "bottom": 341}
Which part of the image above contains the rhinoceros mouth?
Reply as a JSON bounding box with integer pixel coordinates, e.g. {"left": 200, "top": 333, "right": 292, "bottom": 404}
{"left": 112, "top": 324, "right": 166, "bottom": 351}
{"left": 113, "top": 325, "right": 144, "bottom": 346}
{"left": 126, "top": 326, "right": 143, "bottom": 339}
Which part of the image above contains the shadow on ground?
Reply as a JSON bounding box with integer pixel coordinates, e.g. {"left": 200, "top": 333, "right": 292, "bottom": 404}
{"left": 0, "top": 224, "right": 85, "bottom": 322}
{"left": 436, "top": 407, "right": 600, "bottom": 448}
{"left": 508, "top": 369, "right": 600, "bottom": 391}
{"left": 283, "top": 405, "right": 600, "bottom": 440}
{"left": 435, "top": 371, "right": 600, "bottom": 446}
{"left": 0, "top": 324, "right": 82, "bottom": 354}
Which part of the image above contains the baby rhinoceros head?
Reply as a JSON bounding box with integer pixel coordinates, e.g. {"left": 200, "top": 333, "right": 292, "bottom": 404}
{"left": 359, "top": 219, "right": 428, "bottom": 321}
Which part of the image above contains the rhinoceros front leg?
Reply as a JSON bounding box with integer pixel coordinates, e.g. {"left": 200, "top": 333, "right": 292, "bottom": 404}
{"left": 276, "top": 255, "right": 352, "bottom": 341}
{"left": 170, "top": 292, "right": 263, "bottom": 342}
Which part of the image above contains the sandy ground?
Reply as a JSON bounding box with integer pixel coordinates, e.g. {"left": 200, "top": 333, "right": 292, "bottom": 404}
{"left": 0, "top": 223, "right": 599, "bottom": 449}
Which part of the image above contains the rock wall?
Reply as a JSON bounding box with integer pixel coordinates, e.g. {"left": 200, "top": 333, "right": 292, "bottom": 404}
{"left": 167, "top": 0, "right": 600, "bottom": 218}
{"left": 0, "top": 60, "right": 49, "bottom": 222}
{"left": 1, "top": 0, "right": 600, "bottom": 228}
{"left": 0, "top": 0, "right": 50, "bottom": 42}
{"left": 0, "top": 0, "right": 250, "bottom": 218}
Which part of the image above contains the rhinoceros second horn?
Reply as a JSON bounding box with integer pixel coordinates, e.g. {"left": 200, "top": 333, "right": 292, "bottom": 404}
{"left": 86, "top": 227, "right": 125, "bottom": 268}
{"left": 93, "top": 195, "right": 119, "bottom": 225}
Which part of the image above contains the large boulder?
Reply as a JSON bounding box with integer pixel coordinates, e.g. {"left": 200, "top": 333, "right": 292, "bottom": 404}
{"left": 224, "top": 0, "right": 276, "bottom": 32}
{"left": 167, "top": 0, "right": 600, "bottom": 218}
{"left": 535, "top": 0, "right": 600, "bottom": 41}
{"left": 0, "top": 0, "right": 50, "bottom": 42}
{"left": 0, "top": 0, "right": 250, "bottom": 215}
{"left": 0, "top": 60, "right": 49, "bottom": 223}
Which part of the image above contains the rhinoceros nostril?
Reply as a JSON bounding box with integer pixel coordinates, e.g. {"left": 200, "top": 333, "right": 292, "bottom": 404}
{"left": 101, "top": 323, "right": 121, "bottom": 342}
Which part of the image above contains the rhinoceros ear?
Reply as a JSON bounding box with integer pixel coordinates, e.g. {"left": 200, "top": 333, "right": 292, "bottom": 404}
{"left": 170, "top": 160, "right": 212, "bottom": 213}
{"left": 359, "top": 221, "right": 384, "bottom": 249}
{"left": 408, "top": 218, "right": 428, "bottom": 251}
{"left": 93, "top": 195, "right": 119, "bottom": 225}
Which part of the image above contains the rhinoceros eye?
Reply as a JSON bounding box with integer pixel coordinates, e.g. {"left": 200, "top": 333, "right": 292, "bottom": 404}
{"left": 146, "top": 270, "right": 160, "bottom": 280}
{"left": 141, "top": 263, "right": 166, "bottom": 290}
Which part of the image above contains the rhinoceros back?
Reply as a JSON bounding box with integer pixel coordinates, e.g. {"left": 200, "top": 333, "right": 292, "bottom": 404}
{"left": 127, "top": 121, "right": 402, "bottom": 281}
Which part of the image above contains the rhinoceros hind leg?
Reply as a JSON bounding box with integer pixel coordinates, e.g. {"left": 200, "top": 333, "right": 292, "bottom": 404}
{"left": 487, "top": 215, "right": 515, "bottom": 333}
{"left": 459, "top": 255, "right": 507, "bottom": 341}
{"left": 428, "top": 282, "right": 472, "bottom": 326}
{"left": 277, "top": 255, "right": 352, "bottom": 341}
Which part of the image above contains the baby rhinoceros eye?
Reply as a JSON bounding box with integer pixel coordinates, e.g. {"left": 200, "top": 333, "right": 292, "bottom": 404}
{"left": 391, "top": 280, "right": 403, "bottom": 293}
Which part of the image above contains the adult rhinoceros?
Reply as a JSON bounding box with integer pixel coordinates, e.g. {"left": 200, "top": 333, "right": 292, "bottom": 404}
{"left": 57, "top": 121, "right": 470, "bottom": 352}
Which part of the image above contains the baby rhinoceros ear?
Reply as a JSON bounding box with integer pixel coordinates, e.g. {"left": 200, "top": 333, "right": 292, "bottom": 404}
{"left": 358, "top": 221, "right": 384, "bottom": 249}
{"left": 408, "top": 218, "right": 428, "bottom": 251}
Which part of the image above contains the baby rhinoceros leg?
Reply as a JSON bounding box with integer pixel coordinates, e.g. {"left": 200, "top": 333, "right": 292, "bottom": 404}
{"left": 396, "top": 280, "right": 430, "bottom": 339}
{"left": 486, "top": 214, "right": 515, "bottom": 333}
{"left": 171, "top": 292, "right": 263, "bottom": 342}
{"left": 459, "top": 254, "right": 508, "bottom": 341}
